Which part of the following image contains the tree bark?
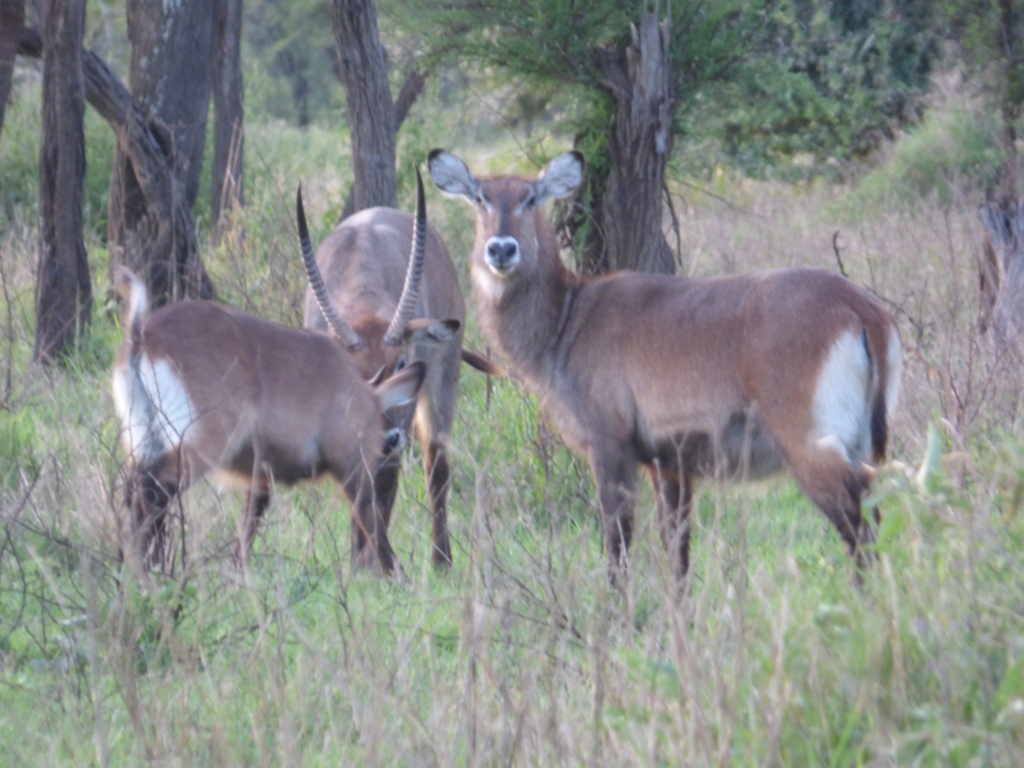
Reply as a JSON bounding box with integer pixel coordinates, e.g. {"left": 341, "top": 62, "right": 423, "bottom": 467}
{"left": 995, "top": 0, "right": 1019, "bottom": 199}
{"left": 33, "top": 0, "right": 91, "bottom": 364}
{"left": 0, "top": 0, "right": 24, "bottom": 139}
{"left": 16, "top": 24, "right": 215, "bottom": 305}
{"left": 578, "top": 12, "right": 675, "bottom": 276}
{"left": 108, "top": 0, "right": 215, "bottom": 306}
{"left": 330, "top": 0, "right": 397, "bottom": 214}
{"left": 212, "top": 0, "right": 244, "bottom": 227}
{"left": 978, "top": 199, "right": 1024, "bottom": 349}
{"left": 338, "top": 67, "right": 427, "bottom": 222}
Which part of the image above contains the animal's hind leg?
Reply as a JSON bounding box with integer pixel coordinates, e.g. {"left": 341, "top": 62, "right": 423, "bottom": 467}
{"left": 645, "top": 459, "right": 692, "bottom": 585}
{"left": 129, "top": 471, "right": 177, "bottom": 572}
{"left": 787, "top": 444, "right": 877, "bottom": 571}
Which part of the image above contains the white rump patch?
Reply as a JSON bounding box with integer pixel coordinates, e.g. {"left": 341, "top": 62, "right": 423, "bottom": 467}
{"left": 112, "top": 354, "right": 196, "bottom": 464}
{"left": 810, "top": 329, "right": 872, "bottom": 464}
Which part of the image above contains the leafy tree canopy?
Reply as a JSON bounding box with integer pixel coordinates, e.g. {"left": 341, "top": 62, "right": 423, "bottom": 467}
{"left": 689, "top": 0, "right": 941, "bottom": 179}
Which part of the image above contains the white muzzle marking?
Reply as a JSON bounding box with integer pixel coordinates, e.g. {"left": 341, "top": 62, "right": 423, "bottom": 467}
{"left": 484, "top": 236, "right": 520, "bottom": 275}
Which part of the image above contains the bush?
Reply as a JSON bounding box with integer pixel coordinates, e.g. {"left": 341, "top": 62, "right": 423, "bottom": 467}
{"left": 846, "top": 105, "right": 1004, "bottom": 211}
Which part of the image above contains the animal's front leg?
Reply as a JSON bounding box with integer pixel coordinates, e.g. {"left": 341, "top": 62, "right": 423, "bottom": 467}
{"left": 590, "top": 445, "right": 638, "bottom": 586}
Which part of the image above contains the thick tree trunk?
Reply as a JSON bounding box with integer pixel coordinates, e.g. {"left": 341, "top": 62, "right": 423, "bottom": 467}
{"left": 16, "top": 29, "right": 214, "bottom": 305}
{"left": 330, "top": 0, "right": 397, "bottom": 214}
{"left": 33, "top": 0, "right": 91, "bottom": 364}
{"left": 109, "top": 0, "right": 215, "bottom": 306}
{"left": 338, "top": 67, "right": 427, "bottom": 222}
{"left": 978, "top": 199, "right": 1024, "bottom": 350}
{"left": 580, "top": 12, "right": 676, "bottom": 276}
{"left": 0, "top": 0, "right": 24, "bottom": 138}
{"left": 212, "top": 0, "right": 244, "bottom": 227}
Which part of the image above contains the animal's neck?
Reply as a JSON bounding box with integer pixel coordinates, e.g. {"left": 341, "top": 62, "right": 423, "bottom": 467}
{"left": 475, "top": 261, "right": 578, "bottom": 383}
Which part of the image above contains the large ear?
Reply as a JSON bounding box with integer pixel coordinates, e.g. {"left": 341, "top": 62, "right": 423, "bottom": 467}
{"left": 428, "top": 149, "right": 480, "bottom": 201}
{"left": 533, "top": 151, "right": 584, "bottom": 204}
{"left": 405, "top": 317, "right": 461, "bottom": 346}
{"left": 374, "top": 360, "right": 427, "bottom": 411}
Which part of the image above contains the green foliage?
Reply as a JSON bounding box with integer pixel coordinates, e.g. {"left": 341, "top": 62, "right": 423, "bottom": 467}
{"left": 690, "top": 0, "right": 941, "bottom": 180}
{"left": 0, "top": 78, "right": 117, "bottom": 238}
{"left": 243, "top": 0, "right": 342, "bottom": 126}
{"left": 0, "top": 408, "right": 40, "bottom": 489}
{"left": 842, "top": 105, "right": 1003, "bottom": 210}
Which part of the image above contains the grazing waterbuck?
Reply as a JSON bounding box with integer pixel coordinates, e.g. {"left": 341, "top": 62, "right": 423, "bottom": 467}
{"left": 429, "top": 148, "right": 902, "bottom": 585}
{"left": 111, "top": 266, "right": 427, "bottom": 573}
{"left": 297, "top": 168, "right": 502, "bottom": 569}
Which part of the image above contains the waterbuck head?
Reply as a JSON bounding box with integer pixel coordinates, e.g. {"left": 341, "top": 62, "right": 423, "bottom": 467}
{"left": 296, "top": 167, "right": 461, "bottom": 382}
{"left": 428, "top": 149, "right": 584, "bottom": 291}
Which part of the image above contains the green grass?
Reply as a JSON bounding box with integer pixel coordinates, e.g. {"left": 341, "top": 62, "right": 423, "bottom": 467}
{"left": 3, "top": 80, "right": 1024, "bottom": 766}
{"left": 3, "top": 353, "right": 1023, "bottom": 765}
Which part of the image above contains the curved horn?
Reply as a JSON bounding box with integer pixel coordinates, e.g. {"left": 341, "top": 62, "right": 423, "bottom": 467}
{"left": 383, "top": 166, "right": 428, "bottom": 346}
{"left": 296, "top": 185, "right": 364, "bottom": 351}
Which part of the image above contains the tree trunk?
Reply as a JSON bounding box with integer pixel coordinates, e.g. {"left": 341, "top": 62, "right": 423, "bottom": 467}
{"left": 579, "top": 12, "right": 676, "bottom": 276}
{"left": 0, "top": 0, "right": 24, "bottom": 139}
{"left": 212, "top": 0, "right": 244, "bottom": 227}
{"left": 109, "top": 0, "right": 215, "bottom": 306}
{"left": 33, "top": 0, "right": 90, "bottom": 365}
{"left": 338, "top": 67, "right": 427, "bottom": 222}
{"left": 15, "top": 27, "right": 215, "bottom": 306}
{"left": 330, "top": 0, "right": 397, "bottom": 214}
{"left": 996, "top": 0, "right": 1021, "bottom": 198}
{"left": 978, "top": 199, "right": 1024, "bottom": 350}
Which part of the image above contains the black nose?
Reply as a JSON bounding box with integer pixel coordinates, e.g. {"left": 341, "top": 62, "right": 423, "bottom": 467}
{"left": 486, "top": 239, "right": 519, "bottom": 268}
{"left": 383, "top": 427, "right": 406, "bottom": 456}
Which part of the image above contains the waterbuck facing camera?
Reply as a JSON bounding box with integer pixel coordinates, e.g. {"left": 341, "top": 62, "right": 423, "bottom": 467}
{"left": 429, "top": 148, "right": 902, "bottom": 586}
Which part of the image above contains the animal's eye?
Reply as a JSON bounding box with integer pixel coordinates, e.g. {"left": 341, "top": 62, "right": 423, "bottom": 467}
{"left": 395, "top": 355, "right": 407, "bottom": 372}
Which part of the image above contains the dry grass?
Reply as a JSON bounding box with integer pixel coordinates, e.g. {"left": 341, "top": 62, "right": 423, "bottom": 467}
{"left": 1, "top": 118, "right": 1024, "bottom": 767}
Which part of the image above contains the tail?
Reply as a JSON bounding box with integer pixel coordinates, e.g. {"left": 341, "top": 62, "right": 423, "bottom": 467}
{"left": 114, "top": 265, "right": 148, "bottom": 349}
{"left": 866, "top": 324, "right": 902, "bottom": 463}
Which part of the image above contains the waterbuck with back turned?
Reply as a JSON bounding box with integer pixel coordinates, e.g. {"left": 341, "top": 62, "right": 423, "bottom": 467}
{"left": 111, "top": 266, "right": 427, "bottom": 573}
{"left": 298, "top": 168, "right": 502, "bottom": 569}
{"left": 429, "top": 149, "right": 903, "bottom": 585}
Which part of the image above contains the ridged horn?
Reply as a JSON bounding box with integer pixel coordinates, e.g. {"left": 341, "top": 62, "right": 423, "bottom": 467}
{"left": 296, "top": 185, "right": 364, "bottom": 351}
{"left": 383, "top": 166, "right": 428, "bottom": 346}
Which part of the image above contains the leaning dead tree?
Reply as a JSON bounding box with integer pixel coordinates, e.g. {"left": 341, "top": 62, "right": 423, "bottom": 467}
{"left": 96, "top": 49, "right": 215, "bottom": 303}
{"left": 978, "top": 199, "right": 1024, "bottom": 351}
{"left": 17, "top": 29, "right": 215, "bottom": 304}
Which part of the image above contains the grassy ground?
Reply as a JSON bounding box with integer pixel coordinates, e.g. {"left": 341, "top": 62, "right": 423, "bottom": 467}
{"left": 2, "top": 96, "right": 1024, "bottom": 766}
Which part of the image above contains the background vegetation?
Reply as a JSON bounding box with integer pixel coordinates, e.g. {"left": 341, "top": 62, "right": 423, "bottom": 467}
{"left": 2, "top": 1, "right": 1024, "bottom": 765}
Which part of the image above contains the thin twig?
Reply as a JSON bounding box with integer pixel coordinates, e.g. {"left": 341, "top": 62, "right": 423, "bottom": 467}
{"left": 832, "top": 230, "right": 849, "bottom": 278}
